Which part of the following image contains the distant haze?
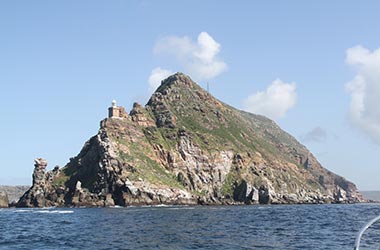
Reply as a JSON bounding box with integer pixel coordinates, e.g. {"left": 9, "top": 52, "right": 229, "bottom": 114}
{"left": 0, "top": 186, "right": 29, "bottom": 203}
{"left": 360, "top": 191, "right": 380, "bottom": 202}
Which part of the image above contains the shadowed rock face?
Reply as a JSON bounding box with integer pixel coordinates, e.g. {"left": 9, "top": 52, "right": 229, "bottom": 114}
{"left": 17, "top": 73, "right": 364, "bottom": 207}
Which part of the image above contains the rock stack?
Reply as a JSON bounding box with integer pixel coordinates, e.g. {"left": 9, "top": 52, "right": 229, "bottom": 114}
{"left": 17, "top": 158, "right": 48, "bottom": 207}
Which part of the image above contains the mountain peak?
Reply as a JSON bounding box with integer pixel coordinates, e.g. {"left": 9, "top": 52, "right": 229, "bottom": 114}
{"left": 155, "top": 72, "right": 200, "bottom": 94}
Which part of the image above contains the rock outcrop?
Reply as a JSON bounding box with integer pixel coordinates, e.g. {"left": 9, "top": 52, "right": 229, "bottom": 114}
{"left": 0, "top": 192, "right": 9, "bottom": 208}
{"left": 17, "top": 158, "right": 49, "bottom": 207}
{"left": 18, "top": 73, "right": 364, "bottom": 207}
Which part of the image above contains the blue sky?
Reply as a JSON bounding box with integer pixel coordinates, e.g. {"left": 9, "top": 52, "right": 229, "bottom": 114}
{"left": 1, "top": 1, "right": 379, "bottom": 190}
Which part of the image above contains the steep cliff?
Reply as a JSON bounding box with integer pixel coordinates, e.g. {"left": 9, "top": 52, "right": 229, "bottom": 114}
{"left": 18, "top": 73, "right": 363, "bottom": 207}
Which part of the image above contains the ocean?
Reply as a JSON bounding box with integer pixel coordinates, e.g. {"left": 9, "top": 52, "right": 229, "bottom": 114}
{"left": 1, "top": 204, "right": 380, "bottom": 249}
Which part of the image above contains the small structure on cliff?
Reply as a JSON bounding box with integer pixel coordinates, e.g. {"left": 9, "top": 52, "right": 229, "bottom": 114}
{"left": 108, "top": 100, "right": 128, "bottom": 119}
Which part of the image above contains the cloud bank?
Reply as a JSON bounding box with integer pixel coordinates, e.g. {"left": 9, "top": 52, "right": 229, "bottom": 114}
{"left": 153, "top": 32, "right": 228, "bottom": 81}
{"left": 243, "top": 79, "right": 297, "bottom": 120}
{"left": 345, "top": 45, "right": 380, "bottom": 143}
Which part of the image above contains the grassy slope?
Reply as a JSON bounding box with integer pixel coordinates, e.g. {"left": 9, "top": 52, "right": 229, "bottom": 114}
{"left": 147, "top": 74, "right": 326, "bottom": 196}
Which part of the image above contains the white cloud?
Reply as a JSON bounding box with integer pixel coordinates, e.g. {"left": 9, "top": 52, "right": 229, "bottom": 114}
{"left": 194, "top": 32, "right": 221, "bottom": 64}
{"left": 148, "top": 67, "right": 173, "bottom": 93}
{"left": 345, "top": 45, "right": 380, "bottom": 143}
{"left": 153, "top": 32, "right": 227, "bottom": 81}
{"left": 243, "top": 79, "right": 297, "bottom": 120}
{"left": 302, "top": 127, "right": 328, "bottom": 143}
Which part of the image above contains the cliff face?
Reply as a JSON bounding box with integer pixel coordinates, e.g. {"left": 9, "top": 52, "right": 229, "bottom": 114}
{"left": 18, "top": 73, "right": 363, "bottom": 207}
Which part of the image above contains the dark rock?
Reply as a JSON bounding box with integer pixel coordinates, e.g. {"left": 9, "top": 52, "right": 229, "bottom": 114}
{"left": 334, "top": 186, "right": 347, "bottom": 203}
{"left": 17, "top": 158, "right": 48, "bottom": 207}
{"left": 233, "top": 181, "right": 259, "bottom": 204}
{"left": 259, "top": 186, "right": 271, "bottom": 204}
{"left": 303, "top": 158, "right": 312, "bottom": 169}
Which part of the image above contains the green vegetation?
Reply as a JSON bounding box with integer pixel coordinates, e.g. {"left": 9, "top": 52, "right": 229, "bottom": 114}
{"left": 221, "top": 170, "right": 240, "bottom": 197}
{"left": 116, "top": 136, "right": 183, "bottom": 190}
{"left": 52, "top": 173, "right": 69, "bottom": 188}
{"left": 143, "top": 126, "right": 178, "bottom": 150}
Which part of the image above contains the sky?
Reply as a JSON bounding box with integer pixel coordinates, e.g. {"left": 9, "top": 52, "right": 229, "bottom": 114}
{"left": 0, "top": 1, "right": 379, "bottom": 190}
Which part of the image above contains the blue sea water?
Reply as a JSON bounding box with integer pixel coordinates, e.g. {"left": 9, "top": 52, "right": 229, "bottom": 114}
{"left": 0, "top": 204, "right": 380, "bottom": 250}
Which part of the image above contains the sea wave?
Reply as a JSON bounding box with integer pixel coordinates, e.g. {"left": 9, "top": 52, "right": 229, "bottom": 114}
{"left": 13, "top": 209, "right": 32, "bottom": 213}
{"left": 35, "top": 210, "right": 74, "bottom": 214}
{"left": 12, "top": 209, "right": 74, "bottom": 214}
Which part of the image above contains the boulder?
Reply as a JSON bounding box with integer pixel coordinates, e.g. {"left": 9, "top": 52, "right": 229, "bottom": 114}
{"left": 233, "top": 181, "right": 259, "bottom": 204}
{"left": 259, "top": 186, "right": 271, "bottom": 204}
{"left": 283, "top": 193, "right": 300, "bottom": 204}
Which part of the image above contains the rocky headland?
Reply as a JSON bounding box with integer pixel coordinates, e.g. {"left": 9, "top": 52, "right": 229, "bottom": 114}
{"left": 17, "top": 73, "right": 363, "bottom": 207}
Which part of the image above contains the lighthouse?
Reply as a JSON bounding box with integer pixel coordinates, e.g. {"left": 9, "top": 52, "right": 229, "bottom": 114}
{"left": 108, "top": 100, "right": 120, "bottom": 118}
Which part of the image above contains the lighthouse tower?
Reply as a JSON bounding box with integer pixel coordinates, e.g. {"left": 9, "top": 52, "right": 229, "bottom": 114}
{"left": 108, "top": 100, "right": 120, "bottom": 118}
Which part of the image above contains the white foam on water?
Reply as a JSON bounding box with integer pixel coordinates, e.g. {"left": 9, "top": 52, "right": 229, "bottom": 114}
{"left": 12, "top": 208, "right": 74, "bottom": 214}
{"left": 153, "top": 204, "right": 171, "bottom": 207}
{"left": 35, "top": 210, "right": 74, "bottom": 214}
{"left": 167, "top": 206, "right": 195, "bottom": 210}
{"left": 14, "top": 209, "right": 33, "bottom": 213}
{"left": 140, "top": 204, "right": 169, "bottom": 208}
{"left": 257, "top": 206, "right": 271, "bottom": 209}
{"left": 109, "top": 205, "right": 123, "bottom": 209}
